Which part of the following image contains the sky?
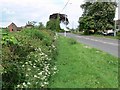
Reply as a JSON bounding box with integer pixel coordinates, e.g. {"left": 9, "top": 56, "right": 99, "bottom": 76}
{"left": 0, "top": 0, "right": 119, "bottom": 29}
{"left": 0, "top": 0, "right": 84, "bottom": 29}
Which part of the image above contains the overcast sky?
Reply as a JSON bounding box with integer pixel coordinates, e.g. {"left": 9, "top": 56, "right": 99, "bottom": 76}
{"left": 0, "top": 0, "right": 119, "bottom": 29}
{"left": 0, "top": 0, "right": 85, "bottom": 29}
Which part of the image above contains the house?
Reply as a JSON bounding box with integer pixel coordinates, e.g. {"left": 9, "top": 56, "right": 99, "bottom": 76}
{"left": 25, "top": 24, "right": 34, "bottom": 28}
{"left": 8, "top": 22, "right": 18, "bottom": 32}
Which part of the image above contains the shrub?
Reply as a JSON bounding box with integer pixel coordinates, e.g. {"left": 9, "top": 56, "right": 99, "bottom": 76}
{"left": 2, "top": 29, "right": 58, "bottom": 88}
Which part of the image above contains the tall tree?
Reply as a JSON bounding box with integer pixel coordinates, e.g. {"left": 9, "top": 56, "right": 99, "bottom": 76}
{"left": 78, "top": 1, "right": 117, "bottom": 34}
{"left": 49, "top": 13, "right": 69, "bottom": 25}
{"left": 46, "top": 13, "right": 69, "bottom": 32}
{"left": 46, "top": 19, "right": 60, "bottom": 31}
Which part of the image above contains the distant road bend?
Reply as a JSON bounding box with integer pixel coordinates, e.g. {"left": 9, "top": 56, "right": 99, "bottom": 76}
{"left": 59, "top": 33, "right": 120, "bottom": 58}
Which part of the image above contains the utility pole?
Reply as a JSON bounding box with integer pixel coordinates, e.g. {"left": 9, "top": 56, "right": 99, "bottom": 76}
{"left": 64, "top": 15, "right": 67, "bottom": 36}
{"left": 114, "top": 0, "right": 118, "bottom": 37}
{"left": 114, "top": 19, "right": 116, "bottom": 36}
{"left": 61, "top": 0, "right": 70, "bottom": 36}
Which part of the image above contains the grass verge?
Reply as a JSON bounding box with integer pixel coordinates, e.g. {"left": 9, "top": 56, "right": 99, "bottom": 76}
{"left": 49, "top": 36, "right": 118, "bottom": 88}
{"left": 72, "top": 32, "right": 119, "bottom": 40}
{"left": 92, "top": 34, "right": 119, "bottom": 40}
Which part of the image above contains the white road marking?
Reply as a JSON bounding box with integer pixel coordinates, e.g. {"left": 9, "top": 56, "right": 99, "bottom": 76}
{"left": 76, "top": 36, "right": 118, "bottom": 46}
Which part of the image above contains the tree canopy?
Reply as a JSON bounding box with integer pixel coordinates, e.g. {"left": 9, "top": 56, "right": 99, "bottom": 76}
{"left": 49, "top": 13, "right": 69, "bottom": 25}
{"left": 46, "top": 13, "right": 69, "bottom": 31}
{"left": 78, "top": 2, "right": 117, "bottom": 34}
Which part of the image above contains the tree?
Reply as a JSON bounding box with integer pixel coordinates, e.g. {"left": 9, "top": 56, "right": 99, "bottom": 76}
{"left": 46, "top": 19, "right": 60, "bottom": 31}
{"left": 78, "top": 2, "right": 117, "bottom": 34}
{"left": 46, "top": 13, "right": 69, "bottom": 32}
{"left": 39, "top": 22, "right": 45, "bottom": 30}
{"left": 26, "top": 21, "right": 37, "bottom": 26}
{"left": 49, "top": 13, "right": 69, "bottom": 25}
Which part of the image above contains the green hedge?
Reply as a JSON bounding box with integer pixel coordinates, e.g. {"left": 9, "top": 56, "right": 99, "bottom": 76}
{"left": 2, "top": 29, "right": 58, "bottom": 88}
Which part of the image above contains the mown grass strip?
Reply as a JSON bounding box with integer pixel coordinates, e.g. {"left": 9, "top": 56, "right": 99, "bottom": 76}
{"left": 49, "top": 36, "right": 118, "bottom": 88}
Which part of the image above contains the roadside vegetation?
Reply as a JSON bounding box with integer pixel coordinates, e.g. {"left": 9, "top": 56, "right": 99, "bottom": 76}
{"left": 1, "top": 28, "right": 58, "bottom": 88}
{"left": 91, "top": 33, "right": 120, "bottom": 40}
{"left": 49, "top": 36, "right": 118, "bottom": 88}
{"left": 77, "top": 2, "right": 119, "bottom": 39}
{"left": 1, "top": 1, "right": 119, "bottom": 89}
{"left": 72, "top": 31, "right": 120, "bottom": 40}
{"left": 1, "top": 27, "right": 119, "bottom": 88}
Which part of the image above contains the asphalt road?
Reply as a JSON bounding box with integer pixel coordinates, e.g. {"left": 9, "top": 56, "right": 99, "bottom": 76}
{"left": 59, "top": 33, "right": 120, "bottom": 58}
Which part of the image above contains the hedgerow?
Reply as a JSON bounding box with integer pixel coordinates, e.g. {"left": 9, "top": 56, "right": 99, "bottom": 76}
{"left": 1, "top": 29, "right": 58, "bottom": 88}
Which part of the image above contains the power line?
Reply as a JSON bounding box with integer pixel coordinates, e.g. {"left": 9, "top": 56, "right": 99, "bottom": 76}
{"left": 61, "top": 0, "right": 70, "bottom": 12}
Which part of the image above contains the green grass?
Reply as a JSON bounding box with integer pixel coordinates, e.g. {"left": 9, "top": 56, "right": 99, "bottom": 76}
{"left": 49, "top": 36, "right": 118, "bottom": 88}
{"left": 72, "top": 32, "right": 119, "bottom": 40}
{"left": 92, "top": 34, "right": 119, "bottom": 40}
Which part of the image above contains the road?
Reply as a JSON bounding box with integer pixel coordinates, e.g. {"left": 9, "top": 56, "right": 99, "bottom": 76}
{"left": 59, "top": 33, "right": 120, "bottom": 58}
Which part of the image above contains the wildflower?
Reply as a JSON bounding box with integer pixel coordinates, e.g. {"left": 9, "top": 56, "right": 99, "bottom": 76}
{"left": 38, "top": 72, "right": 42, "bottom": 75}
{"left": 36, "top": 82, "right": 38, "bottom": 84}
{"left": 38, "top": 48, "right": 41, "bottom": 51}
{"left": 34, "top": 75, "right": 37, "bottom": 78}
{"left": 23, "top": 82, "right": 27, "bottom": 87}
{"left": 17, "top": 85, "right": 20, "bottom": 88}
{"left": 26, "top": 74, "right": 28, "bottom": 77}
{"left": 25, "top": 62, "right": 28, "bottom": 65}
{"left": 33, "top": 65, "right": 36, "bottom": 68}
{"left": 27, "top": 68, "right": 31, "bottom": 71}
{"left": 44, "top": 82, "right": 49, "bottom": 85}
{"left": 22, "top": 65, "right": 25, "bottom": 67}
{"left": 27, "top": 82, "right": 31, "bottom": 85}
{"left": 41, "top": 76, "right": 46, "bottom": 80}
{"left": 41, "top": 84, "right": 44, "bottom": 87}
{"left": 52, "top": 44, "right": 55, "bottom": 48}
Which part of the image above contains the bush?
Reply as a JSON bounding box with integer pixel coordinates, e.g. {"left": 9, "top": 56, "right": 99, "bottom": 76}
{"left": 83, "top": 30, "right": 89, "bottom": 35}
{"left": 2, "top": 29, "right": 58, "bottom": 88}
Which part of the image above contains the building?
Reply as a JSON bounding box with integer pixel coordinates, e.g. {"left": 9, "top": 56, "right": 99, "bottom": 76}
{"left": 8, "top": 22, "right": 18, "bottom": 32}
{"left": 25, "top": 24, "right": 34, "bottom": 28}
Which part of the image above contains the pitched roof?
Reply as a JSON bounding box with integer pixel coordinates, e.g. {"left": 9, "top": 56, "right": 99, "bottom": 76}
{"left": 8, "top": 22, "right": 17, "bottom": 27}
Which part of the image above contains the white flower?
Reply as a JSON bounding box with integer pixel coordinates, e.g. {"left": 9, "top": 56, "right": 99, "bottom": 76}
{"left": 52, "top": 44, "right": 55, "bottom": 48}
{"left": 23, "top": 82, "right": 27, "bottom": 87}
{"left": 34, "top": 75, "right": 37, "bottom": 78}
{"left": 27, "top": 68, "right": 31, "bottom": 71}
{"left": 44, "top": 82, "right": 49, "bottom": 85}
{"left": 41, "top": 76, "right": 46, "bottom": 80}
{"left": 38, "top": 48, "right": 41, "bottom": 51}
{"left": 25, "top": 62, "right": 28, "bottom": 65}
{"left": 27, "top": 82, "right": 31, "bottom": 85}
{"left": 33, "top": 65, "right": 36, "bottom": 68}
{"left": 38, "top": 72, "right": 42, "bottom": 75}
{"left": 36, "top": 82, "right": 38, "bottom": 84}
{"left": 26, "top": 74, "right": 28, "bottom": 77}
{"left": 41, "top": 84, "right": 44, "bottom": 87}
{"left": 17, "top": 85, "right": 20, "bottom": 88}
{"left": 22, "top": 65, "right": 25, "bottom": 67}
{"left": 37, "top": 68, "right": 40, "bottom": 71}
